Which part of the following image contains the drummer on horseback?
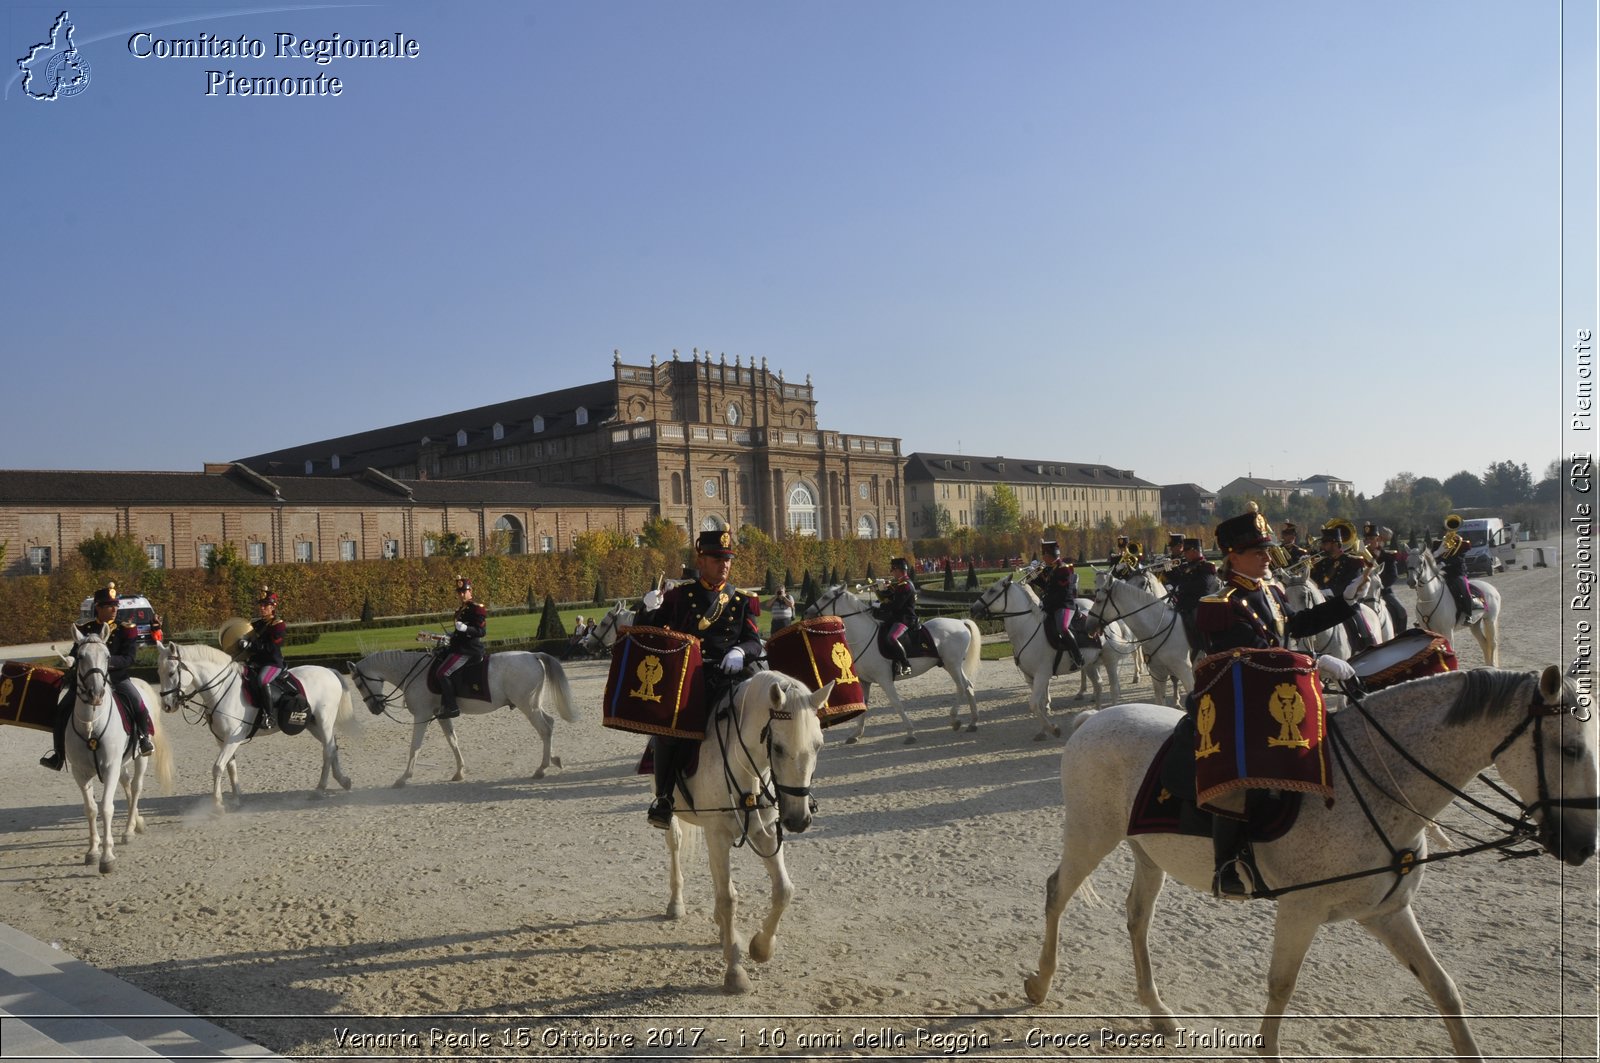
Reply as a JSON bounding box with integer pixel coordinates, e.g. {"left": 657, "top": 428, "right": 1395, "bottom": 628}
{"left": 430, "top": 575, "right": 487, "bottom": 720}
{"left": 873, "top": 558, "right": 921, "bottom": 677}
{"left": 1310, "top": 519, "right": 1375, "bottom": 651}
{"left": 40, "top": 582, "right": 154, "bottom": 771}
{"left": 238, "top": 587, "right": 288, "bottom": 730}
{"left": 1432, "top": 514, "right": 1484, "bottom": 625}
{"left": 1364, "top": 522, "right": 1409, "bottom": 632}
{"left": 636, "top": 527, "right": 763, "bottom": 828}
{"left": 1025, "top": 540, "right": 1084, "bottom": 671}
{"left": 1194, "top": 504, "right": 1358, "bottom": 898}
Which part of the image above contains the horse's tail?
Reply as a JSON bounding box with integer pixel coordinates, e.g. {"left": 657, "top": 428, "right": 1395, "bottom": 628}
{"left": 537, "top": 653, "right": 579, "bottom": 723}
{"left": 147, "top": 695, "right": 177, "bottom": 794}
{"left": 959, "top": 618, "right": 982, "bottom": 680}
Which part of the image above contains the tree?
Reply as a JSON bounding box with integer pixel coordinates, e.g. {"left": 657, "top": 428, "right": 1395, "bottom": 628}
{"left": 1441, "top": 471, "right": 1485, "bottom": 510}
{"left": 979, "top": 483, "right": 1022, "bottom": 535}
{"left": 424, "top": 530, "right": 474, "bottom": 559}
{"left": 943, "top": 558, "right": 954, "bottom": 591}
{"left": 203, "top": 540, "right": 243, "bottom": 574}
{"left": 535, "top": 593, "right": 566, "bottom": 639}
{"left": 639, "top": 517, "right": 687, "bottom": 552}
{"left": 924, "top": 503, "right": 955, "bottom": 537}
{"left": 1481, "top": 460, "right": 1533, "bottom": 504}
{"left": 1382, "top": 471, "right": 1418, "bottom": 497}
{"left": 77, "top": 531, "right": 149, "bottom": 573}
{"left": 965, "top": 561, "right": 978, "bottom": 590}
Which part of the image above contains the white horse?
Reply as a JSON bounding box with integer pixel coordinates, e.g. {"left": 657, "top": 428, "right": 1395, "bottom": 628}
{"left": 804, "top": 585, "right": 983, "bottom": 744}
{"left": 63, "top": 632, "right": 174, "bottom": 873}
{"left": 1275, "top": 558, "right": 1392, "bottom": 657}
{"left": 970, "top": 575, "right": 1136, "bottom": 740}
{"left": 662, "top": 670, "right": 831, "bottom": 994}
{"left": 156, "top": 641, "right": 353, "bottom": 809}
{"left": 1024, "top": 665, "right": 1596, "bottom": 1058}
{"left": 1083, "top": 567, "right": 1195, "bottom": 706}
{"left": 1409, "top": 547, "right": 1502, "bottom": 666}
{"left": 346, "top": 649, "right": 577, "bottom": 786}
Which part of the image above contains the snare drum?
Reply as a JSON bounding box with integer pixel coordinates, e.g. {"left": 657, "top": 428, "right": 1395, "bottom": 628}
{"left": 1349, "top": 629, "right": 1457, "bottom": 693}
{"left": 0, "top": 661, "right": 65, "bottom": 732}
{"left": 602, "top": 626, "right": 707, "bottom": 739}
{"left": 765, "top": 616, "right": 867, "bottom": 728}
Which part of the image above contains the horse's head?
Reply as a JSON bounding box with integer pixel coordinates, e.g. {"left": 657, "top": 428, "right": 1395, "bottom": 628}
{"left": 803, "top": 585, "right": 847, "bottom": 621}
{"left": 582, "top": 602, "right": 632, "bottom": 654}
{"left": 745, "top": 672, "right": 829, "bottom": 834}
{"left": 1408, "top": 547, "right": 1436, "bottom": 590}
{"left": 344, "top": 660, "right": 387, "bottom": 715}
{"left": 1490, "top": 666, "right": 1598, "bottom": 867}
{"left": 72, "top": 633, "right": 110, "bottom": 708}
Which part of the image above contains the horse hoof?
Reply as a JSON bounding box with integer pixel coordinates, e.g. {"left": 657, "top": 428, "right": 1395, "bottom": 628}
{"left": 391, "top": 779, "right": 408, "bottom": 789}
{"left": 1033, "top": 732, "right": 1049, "bottom": 743}
{"left": 550, "top": 756, "right": 562, "bottom": 769}
{"left": 1023, "top": 973, "right": 1049, "bottom": 1005}
{"left": 531, "top": 768, "right": 547, "bottom": 780}
{"left": 1152, "top": 1014, "right": 1180, "bottom": 1036}
{"left": 902, "top": 735, "right": 917, "bottom": 745}
{"left": 749, "top": 934, "right": 774, "bottom": 962}
{"left": 1051, "top": 725, "right": 1062, "bottom": 738}
{"left": 339, "top": 777, "right": 353, "bottom": 791}
{"left": 844, "top": 735, "right": 860, "bottom": 745}
{"left": 951, "top": 719, "right": 962, "bottom": 731}
{"left": 966, "top": 723, "right": 977, "bottom": 733}
{"left": 450, "top": 772, "right": 465, "bottom": 782}
{"left": 83, "top": 853, "right": 96, "bottom": 867}
{"left": 99, "top": 858, "right": 115, "bottom": 875}
{"left": 665, "top": 901, "right": 684, "bottom": 920}
{"left": 722, "top": 969, "right": 752, "bottom": 995}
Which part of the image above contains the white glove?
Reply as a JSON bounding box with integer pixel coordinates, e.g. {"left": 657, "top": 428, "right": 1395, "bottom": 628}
{"left": 720, "top": 647, "right": 746, "bottom": 673}
{"left": 1028, "top": 559, "right": 1041, "bottom": 571}
{"left": 641, "top": 588, "right": 663, "bottom": 612}
{"left": 1315, "top": 655, "right": 1356, "bottom": 682}
{"left": 451, "top": 620, "right": 466, "bottom": 633}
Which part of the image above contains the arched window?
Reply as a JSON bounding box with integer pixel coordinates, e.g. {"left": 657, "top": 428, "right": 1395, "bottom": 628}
{"left": 493, "top": 514, "right": 526, "bottom": 555}
{"left": 857, "top": 514, "right": 877, "bottom": 538}
{"left": 575, "top": 406, "right": 588, "bottom": 426}
{"left": 492, "top": 422, "right": 504, "bottom": 440}
{"left": 787, "top": 482, "right": 819, "bottom": 537}
{"left": 456, "top": 429, "right": 468, "bottom": 447}
{"left": 701, "top": 516, "right": 722, "bottom": 532}
{"left": 532, "top": 415, "right": 545, "bottom": 433}
{"left": 670, "top": 472, "right": 683, "bottom": 504}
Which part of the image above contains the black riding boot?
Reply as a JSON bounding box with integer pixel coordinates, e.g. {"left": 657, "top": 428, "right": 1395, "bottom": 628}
{"left": 255, "top": 681, "right": 275, "bottom": 730}
{"left": 39, "top": 693, "right": 71, "bottom": 771}
{"left": 1061, "top": 629, "right": 1085, "bottom": 671}
{"left": 1211, "top": 815, "right": 1251, "bottom": 899}
{"left": 649, "top": 736, "right": 689, "bottom": 828}
{"left": 437, "top": 673, "right": 461, "bottom": 719}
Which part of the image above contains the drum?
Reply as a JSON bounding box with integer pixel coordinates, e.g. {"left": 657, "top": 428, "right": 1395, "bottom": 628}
{"left": 0, "top": 661, "right": 65, "bottom": 732}
{"left": 601, "top": 626, "right": 707, "bottom": 739}
{"left": 765, "top": 616, "right": 867, "bottom": 728}
{"left": 1191, "top": 647, "right": 1331, "bottom": 809}
{"left": 1349, "top": 629, "right": 1457, "bottom": 693}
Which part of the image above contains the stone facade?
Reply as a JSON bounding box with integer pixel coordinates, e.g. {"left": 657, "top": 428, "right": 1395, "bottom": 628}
{"left": 902, "top": 453, "right": 1162, "bottom": 534}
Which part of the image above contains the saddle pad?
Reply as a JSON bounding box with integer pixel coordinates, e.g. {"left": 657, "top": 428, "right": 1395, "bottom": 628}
{"left": 244, "top": 674, "right": 311, "bottom": 735}
{"left": 766, "top": 616, "right": 866, "bottom": 728}
{"left": 1192, "top": 648, "right": 1332, "bottom": 809}
{"left": 0, "top": 662, "right": 64, "bottom": 731}
{"left": 425, "top": 656, "right": 492, "bottom": 703}
{"left": 1128, "top": 724, "right": 1302, "bottom": 842}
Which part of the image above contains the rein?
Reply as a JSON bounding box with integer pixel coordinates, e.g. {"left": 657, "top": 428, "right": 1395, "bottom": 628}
{"left": 352, "top": 655, "right": 432, "bottom": 721}
{"left": 690, "top": 687, "right": 813, "bottom": 858}
{"left": 1088, "top": 578, "right": 1184, "bottom": 661}
{"left": 1251, "top": 679, "right": 1598, "bottom": 901}
{"left": 161, "top": 650, "right": 243, "bottom": 726}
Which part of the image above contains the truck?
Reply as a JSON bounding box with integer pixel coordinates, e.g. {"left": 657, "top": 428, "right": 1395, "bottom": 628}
{"left": 1458, "top": 517, "right": 1516, "bottom": 576}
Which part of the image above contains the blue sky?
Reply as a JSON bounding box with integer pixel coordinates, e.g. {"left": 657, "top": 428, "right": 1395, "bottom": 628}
{"left": 3, "top": 1, "right": 1593, "bottom": 498}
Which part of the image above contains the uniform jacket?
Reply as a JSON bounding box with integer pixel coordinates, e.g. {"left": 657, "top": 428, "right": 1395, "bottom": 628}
{"left": 875, "top": 577, "right": 919, "bottom": 628}
{"left": 1027, "top": 561, "right": 1078, "bottom": 612}
{"left": 1169, "top": 558, "right": 1220, "bottom": 614}
{"left": 1195, "top": 570, "right": 1355, "bottom": 655}
{"left": 75, "top": 619, "right": 139, "bottom": 683}
{"left": 1371, "top": 547, "right": 1404, "bottom": 589}
{"left": 449, "top": 600, "right": 489, "bottom": 657}
{"left": 1310, "top": 552, "right": 1369, "bottom": 601}
{"left": 637, "top": 580, "right": 762, "bottom": 665}
{"left": 245, "top": 616, "right": 287, "bottom": 671}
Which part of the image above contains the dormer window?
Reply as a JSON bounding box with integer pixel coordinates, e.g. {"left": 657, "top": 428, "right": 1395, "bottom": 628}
{"left": 533, "top": 415, "right": 545, "bottom": 433}
{"left": 303, "top": 460, "right": 314, "bottom": 475}
{"left": 492, "top": 422, "right": 504, "bottom": 441}
{"left": 575, "top": 406, "right": 589, "bottom": 426}
{"left": 331, "top": 454, "right": 341, "bottom": 471}
{"left": 456, "top": 429, "right": 468, "bottom": 447}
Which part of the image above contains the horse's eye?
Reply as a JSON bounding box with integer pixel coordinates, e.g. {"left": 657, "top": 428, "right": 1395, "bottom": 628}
{"left": 1562, "top": 744, "right": 1587, "bottom": 761}
{"left": 771, "top": 745, "right": 786, "bottom": 758}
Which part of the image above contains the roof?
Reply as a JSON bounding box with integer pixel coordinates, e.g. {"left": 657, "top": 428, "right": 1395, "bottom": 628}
{"left": 1159, "top": 482, "right": 1216, "bottom": 496}
{"left": 234, "top": 379, "right": 618, "bottom": 474}
{"left": 1299, "top": 473, "right": 1351, "bottom": 484}
{"left": 903, "top": 452, "right": 1158, "bottom": 488}
{"left": 0, "top": 466, "right": 652, "bottom": 508}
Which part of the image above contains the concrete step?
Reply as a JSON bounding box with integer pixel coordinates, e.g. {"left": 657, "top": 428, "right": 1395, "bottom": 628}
{"left": 0, "top": 923, "right": 288, "bottom": 1061}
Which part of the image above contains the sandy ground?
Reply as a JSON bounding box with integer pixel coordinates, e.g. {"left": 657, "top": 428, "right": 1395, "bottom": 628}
{"left": 0, "top": 543, "right": 1594, "bottom": 1062}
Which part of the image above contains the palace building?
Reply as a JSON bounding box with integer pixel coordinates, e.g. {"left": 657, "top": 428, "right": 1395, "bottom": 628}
{"left": 902, "top": 453, "right": 1162, "bottom": 534}
{"left": 238, "top": 350, "right": 905, "bottom": 545}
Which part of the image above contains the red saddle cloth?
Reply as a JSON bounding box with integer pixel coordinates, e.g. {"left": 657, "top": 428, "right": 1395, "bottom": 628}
{"left": 424, "top": 656, "right": 491, "bottom": 703}
{"left": 1192, "top": 648, "right": 1332, "bottom": 810}
{"left": 603, "top": 626, "right": 707, "bottom": 739}
{"left": 0, "top": 662, "right": 64, "bottom": 732}
{"left": 766, "top": 616, "right": 866, "bottom": 728}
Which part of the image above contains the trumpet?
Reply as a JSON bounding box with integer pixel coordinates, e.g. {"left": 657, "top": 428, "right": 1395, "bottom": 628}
{"left": 415, "top": 631, "right": 449, "bottom": 646}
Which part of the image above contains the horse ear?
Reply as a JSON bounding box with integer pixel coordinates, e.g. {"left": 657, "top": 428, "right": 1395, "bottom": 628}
{"left": 72, "top": 626, "right": 84, "bottom": 646}
{"left": 767, "top": 675, "right": 786, "bottom": 710}
{"left": 810, "top": 681, "right": 835, "bottom": 714}
{"left": 1540, "top": 664, "right": 1564, "bottom": 703}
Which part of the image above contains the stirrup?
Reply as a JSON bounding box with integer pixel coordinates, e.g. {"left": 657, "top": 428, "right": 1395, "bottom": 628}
{"left": 1212, "top": 859, "right": 1255, "bottom": 900}
{"left": 39, "top": 751, "right": 64, "bottom": 772}
{"left": 138, "top": 736, "right": 154, "bottom": 756}
{"left": 436, "top": 703, "right": 460, "bottom": 719}
{"left": 647, "top": 797, "right": 673, "bottom": 829}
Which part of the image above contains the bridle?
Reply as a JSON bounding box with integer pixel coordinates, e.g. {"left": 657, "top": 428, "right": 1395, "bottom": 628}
{"left": 159, "top": 645, "right": 240, "bottom": 723}
{"left": 1085, "top": 571, "right": 1183, "bottom": 659}
{"left": 69, "top": 643, "right": 116, "bottom": 763}
{"left": 349, "top": 657, "right": 427, "bottom": 719}
{"left": 691, "top": 683, "right": 818, "bottom": 858}
{"left": 587, "top": 607, "right": 628, "bottom": 651}
{"left": 806, "top": 586, "right": 873, "bottom": 621}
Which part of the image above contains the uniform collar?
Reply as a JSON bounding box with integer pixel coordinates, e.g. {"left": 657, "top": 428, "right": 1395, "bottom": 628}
{"left": 699, "top": 579, "right": 725, "bottom": 593}
{"left": 1227, "top": 570, "right": 1264, "bottom": 592}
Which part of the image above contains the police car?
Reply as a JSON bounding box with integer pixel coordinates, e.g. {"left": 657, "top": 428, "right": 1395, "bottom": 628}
{"left": 77, "top": 592, "right": 163, "bottom": 646}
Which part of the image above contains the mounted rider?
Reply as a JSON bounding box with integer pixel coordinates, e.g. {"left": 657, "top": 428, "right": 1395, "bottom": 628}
{"left": 1159, "top": 532, "right": 1185, "bottom": 584}
{"left": 1025, "top": 540, "right": 1084, "bottom": 671}
{"left": 1433, "top": 514, "right": 1484, "bottom": 625}
{"left": 238, "top": 586, "right": 288, "bottom": 730}
{"left": 1107, "top": 534, "right": 1135, "bottom": 571}
{"left": 430, "top": 575, "right": 488, "bottom": 720}
{"left": 635, "top": 526, "right": 763, "bottom": 828}
{"left": 1278, "top": 522, "right": 1309, "bottom": 565}
{"left": 1309, "top": 519, "right": 1376, "bottom": 651}
{"left": 39, "top": 581, "right": 155, "bottom": 771}
{"left": 873, "top": 557, "right": 921, "bottom": 677}
{"left": 1363, "top": 522, "right": 1409, "bottom": 632}
{"left": 1193, "top": 504, "right": 1357, "bottom": 898}
{"left": 1166, "top": 536, "right": 1219, "bottom": 656}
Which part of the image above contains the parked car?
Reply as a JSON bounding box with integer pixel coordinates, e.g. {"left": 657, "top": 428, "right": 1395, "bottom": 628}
{"left": 77, "top": 593, "right": 163, "bottom": 646}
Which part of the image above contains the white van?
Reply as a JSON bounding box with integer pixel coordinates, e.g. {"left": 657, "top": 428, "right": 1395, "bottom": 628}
{"left": 1458, "top": 517, "right": 1515, "bottom": 575}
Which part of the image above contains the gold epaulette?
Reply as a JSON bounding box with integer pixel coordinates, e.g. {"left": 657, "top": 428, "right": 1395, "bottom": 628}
{"left": 1199, "top": 588, "right": 1235, "bottom": 604}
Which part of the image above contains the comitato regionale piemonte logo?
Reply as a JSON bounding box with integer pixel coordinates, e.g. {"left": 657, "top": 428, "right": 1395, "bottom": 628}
{"left": 18, "top": 11, "right": 91, "bottom": 101}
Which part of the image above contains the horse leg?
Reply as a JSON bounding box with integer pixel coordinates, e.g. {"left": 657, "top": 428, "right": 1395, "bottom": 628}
{"left": 1257, "top": 904, "right": 1325, "bottom": 1057}
{"left": 1030, "top": 672, "right": 1059, "bottom": 741}
{"left": 748, "top": 843, "right": 794, "bottom": 965}
{"left": 880, "top": 678, "right": 917, "bottom": 745}
{"left": 97, "top": 760, "right": 122, "bottom": 873}
{"left": 704, "top": 832, "right": 750, "bottom": 994}
{"left": 1125, "top": 847, "right": 1179, "bottom": 1034}
{"left": 518, "top": 705, "right": 555, "bottom": 779}
{"left": 664, "top": 818, "right": 686, "bottom": 920}
{"left": 213, "top": 739, "right": 246, "bottom": 810}
{"left": 77, "top": 773, "right": 102, "bottom": 868}
{"left": 845, "top": 682, "right": 871, "bottom": 745}
{"left": 1023, "top": 812, "right": 1115, "bottom": 1002}
{"left": 439, "top": 717, "right": 467, "bottom": 781}
{"left": 1357, "top": 905, "right": 1482, "bottom": 1059}
{"left": 395, "top": 719, "right": 429, "bottom": 787}
{"left": 122, "top": 757, "right": 145, "bottom": 841}
{"left": 309, "top": 715, "right": 353, "bottom": 792}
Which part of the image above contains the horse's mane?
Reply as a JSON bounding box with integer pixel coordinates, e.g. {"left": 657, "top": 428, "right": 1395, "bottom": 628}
{"left": 1442, "top": 668, "right": 1540, "bottom": 727}
{"left": 175, "top": 642, "right": 236, "bottom": 668}
{"left": 361, "top": 648, "right": 427, "bottom": 669}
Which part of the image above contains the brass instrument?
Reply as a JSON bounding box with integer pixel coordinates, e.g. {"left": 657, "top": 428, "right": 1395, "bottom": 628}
{"left": 1440, "top": 513, "right": 1464, "bottom": 555}
{"left": 218, "top": 617, "right": 253, "bottom": 656}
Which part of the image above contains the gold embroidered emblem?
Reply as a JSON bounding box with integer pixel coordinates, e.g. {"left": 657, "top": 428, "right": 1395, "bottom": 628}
{"left": 0, "top": 676, "right": 12, "bottom": 712}
{"left": 697, "top": 591, "right": 731, "bottom": 631}
{"left": 830, "top": 641, "right": 858, "bottom": 684}
{"left": 1157, "top": 787, "right": 1171, "bottom": 804}
{"left": 1195, "top": 693, "right": 1221, "bottom": 758}
{"left": 1267, "top": 682, "right": 1311, "bottom": 748}
{"left": 630, "top": 654, "right": 666, "bottom": 702}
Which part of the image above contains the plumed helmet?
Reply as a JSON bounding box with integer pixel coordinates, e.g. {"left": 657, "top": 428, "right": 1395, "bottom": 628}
{"left": 890, "top": 557, "right": 910, "bottom": 573}
{"left": 695, "top": 529, "right": 735, "bottom": 558}
{"left": 258, "top": 586, "right": 279, "bottom": 607}
{"left": 1040, "top": 540, "right": 1061, "bottom": 558}
{"left": 1215, "top": 501, "right": 1275, "bottom": 553}
{"left": 92, "top": 581, "right": 118, "bottom": 608}
{"left": 455, "top": 574, "right": 473, "bottom": 593}
{"left": 1182, "top": 537, "right": 1201, "bottom": 551}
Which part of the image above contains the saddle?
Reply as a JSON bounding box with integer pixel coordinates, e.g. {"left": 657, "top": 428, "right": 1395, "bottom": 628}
{"left": 426, "top": 655, "right": 491, "bottom": 704}
{"left": 878, "top": 624, "right": 937, "bottom": 661}
{"left": 1126, "top": 718, "right": 1302, "bottom": 843}
{"left": 243, "top": 673, "right": 311, "bottom": 736}
{"left": 1043, "top": 612, "right": 1098, "bottom": 654}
